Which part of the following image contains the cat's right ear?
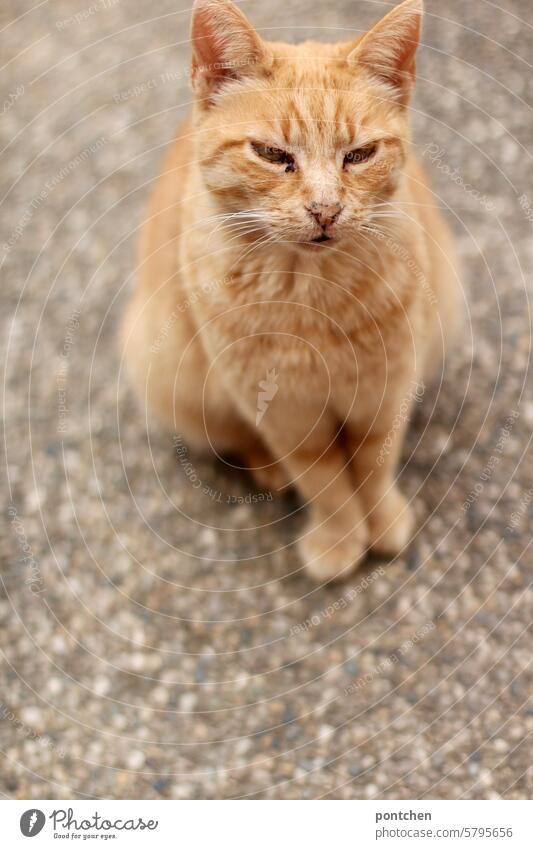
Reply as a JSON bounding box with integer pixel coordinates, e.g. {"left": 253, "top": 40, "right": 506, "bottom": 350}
{"left": 190, "top": 0, "right": 272, "bottom": 106}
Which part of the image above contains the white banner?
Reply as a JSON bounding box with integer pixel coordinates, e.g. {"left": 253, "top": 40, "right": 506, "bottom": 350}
{"left": 3, "top": 800, "right": 531, "bottom": 848}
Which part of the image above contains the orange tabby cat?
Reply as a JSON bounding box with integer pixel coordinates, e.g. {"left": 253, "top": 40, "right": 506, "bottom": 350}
{"left": 121, "top": 0, "right": 460, "bottom": 581}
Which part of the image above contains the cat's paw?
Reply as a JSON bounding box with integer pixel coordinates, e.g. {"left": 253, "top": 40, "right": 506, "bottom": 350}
{"left": 367, "top": 488, "right": 414, "bottom": 557}
{"left": 298, "top": 512, "right": 368, "bottom": 583}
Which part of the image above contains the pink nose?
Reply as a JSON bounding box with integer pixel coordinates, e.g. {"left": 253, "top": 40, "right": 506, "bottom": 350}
{"left": 307, "top": 201, "right": 343, "bottom": 229}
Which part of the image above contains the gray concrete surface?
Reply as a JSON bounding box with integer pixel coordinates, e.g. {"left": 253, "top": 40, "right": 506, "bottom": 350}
{"left": 1, "top": 0, "right": 531, "bottom": 799}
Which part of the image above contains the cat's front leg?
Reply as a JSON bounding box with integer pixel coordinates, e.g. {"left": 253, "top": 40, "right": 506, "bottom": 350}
{"left": 252, "top": 404, "right": 369, "bottom": 582}
{"left": 347, "top": 383, "right": 421, "bottom": 558}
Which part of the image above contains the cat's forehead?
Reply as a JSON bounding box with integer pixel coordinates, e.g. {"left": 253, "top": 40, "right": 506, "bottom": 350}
{"left": 209, "top": 42, "right": 404, "bottom": 151}
{"left": 242, "top": 77, "right": 386, "bottom": 150}
{"left": 238, "top": 42, "right": 395, "bottom": 144}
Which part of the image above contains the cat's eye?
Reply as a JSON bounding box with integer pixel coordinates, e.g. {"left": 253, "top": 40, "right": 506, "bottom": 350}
{"left": 251, "top": 142, "right": 295, "bottom": 171}
{"left": 343, "top": 143, "right": 377, "bottom": 167}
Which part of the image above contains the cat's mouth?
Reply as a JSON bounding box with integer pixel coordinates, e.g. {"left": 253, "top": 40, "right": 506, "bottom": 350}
{"left": 298, "top": 233, "right": 335, "bottom": 248}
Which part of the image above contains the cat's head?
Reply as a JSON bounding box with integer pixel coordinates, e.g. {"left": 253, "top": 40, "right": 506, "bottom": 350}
{"left": 190, "top": 0, "right": 422, "bottom": 250}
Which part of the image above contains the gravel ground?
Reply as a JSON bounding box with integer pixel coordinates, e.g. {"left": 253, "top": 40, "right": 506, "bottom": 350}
{"left": 1, "top": 0, "right": 531, "bottom": 800}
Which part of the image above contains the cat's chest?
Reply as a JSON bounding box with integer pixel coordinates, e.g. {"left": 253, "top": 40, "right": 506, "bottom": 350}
{"left": 196, "top": 288, "right": 408, "bottom": 405}
{"left": 187, "top": 255, "right": 417, "bottom": 415}
{"left": 197, "top": 263, "right": 409, "bottom": 350}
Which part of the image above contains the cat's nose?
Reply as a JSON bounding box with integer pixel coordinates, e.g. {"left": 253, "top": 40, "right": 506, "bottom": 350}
{"left": 306, "top": 201, "right": 343, "bottom": 229}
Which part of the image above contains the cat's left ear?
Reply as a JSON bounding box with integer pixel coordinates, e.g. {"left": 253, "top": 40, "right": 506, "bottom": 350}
{"left": 347, "top": 0, "right": 423, "bottom": 105}
{"left": 190, "top": 0, "right": 273, "bottom": 105}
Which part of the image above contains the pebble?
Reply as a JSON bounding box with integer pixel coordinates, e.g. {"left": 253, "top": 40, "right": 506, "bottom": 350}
{"left": 126, "top": 750, "right": 146, "bottom": 771}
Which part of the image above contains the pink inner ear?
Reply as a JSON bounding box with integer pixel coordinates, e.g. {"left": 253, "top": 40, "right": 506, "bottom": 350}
{"left": 192, "top": 3, "right": 265, "bottom": 72}
{"left": 190, "top": 0, "right": 271, "bottom": 100}
{"left": 374, "top": 30, "right": 419, "bottom": 86}
{"left": 390, "top": 30, "right": 418, "bottom": 73}
{"left": 192, "top": 8, "right": 229, "bottom": 71}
